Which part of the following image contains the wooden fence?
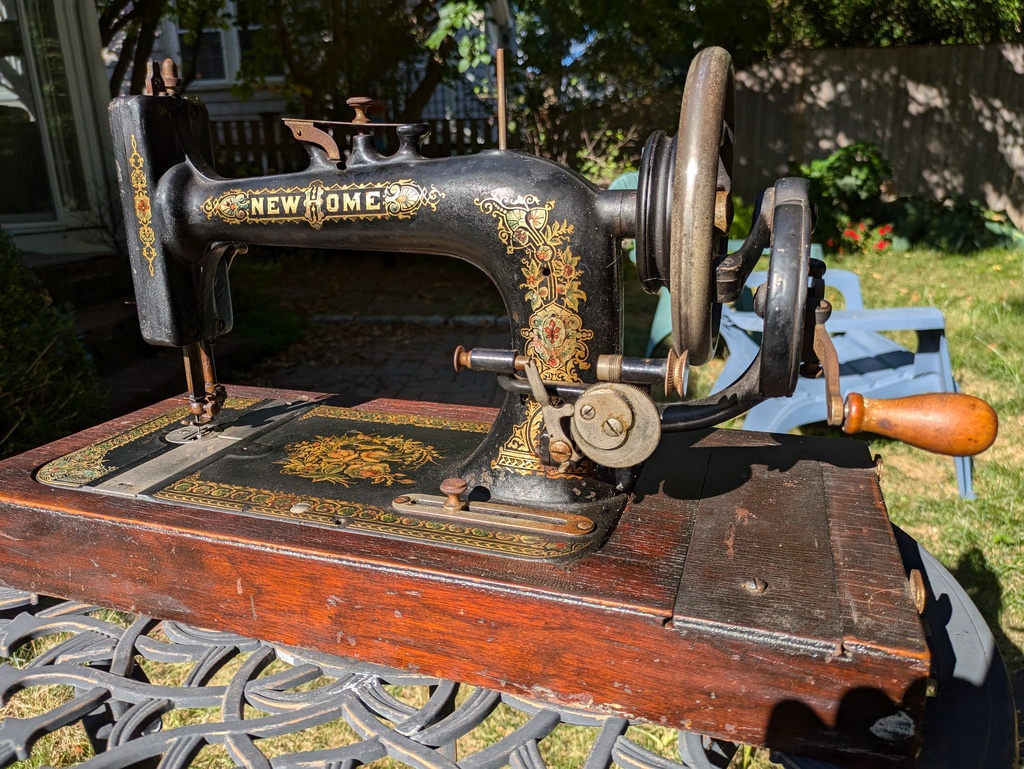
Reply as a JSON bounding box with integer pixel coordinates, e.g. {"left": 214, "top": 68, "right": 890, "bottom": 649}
{"left": 211, "top": 115, "right": 498, "bottom": 177}
{"left": 733, "top": 43, "right": 1024, "bottom": 227}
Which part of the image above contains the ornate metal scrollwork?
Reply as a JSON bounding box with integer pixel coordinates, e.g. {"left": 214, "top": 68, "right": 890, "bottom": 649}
{"left": 0, "top": 588, "right": 731, "bottom": 769}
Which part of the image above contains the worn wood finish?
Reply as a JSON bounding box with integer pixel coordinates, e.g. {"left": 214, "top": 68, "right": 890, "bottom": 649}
{"left": 843, "top": 392, "right": 998, "bottom": 457}
{"left": 0, "top": 386, "right": 929, "bottom": 765}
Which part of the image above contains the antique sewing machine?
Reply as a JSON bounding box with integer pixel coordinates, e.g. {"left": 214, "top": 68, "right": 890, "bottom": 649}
{"left": 0, "top": 48, "right": 1004, "bottom": 766}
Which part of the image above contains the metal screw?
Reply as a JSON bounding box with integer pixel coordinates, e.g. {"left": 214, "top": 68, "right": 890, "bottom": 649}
{"left": 601, "top": 418, "right": 624, "bottom": 437}
{"left": 549, "top": 440, "right": 573, "bottom": 464}
{"left": 579, "top": 404, "right": 596, "bottom": 420}
{"left": 575, "top": 520, "right": 594, "bottom": 532}
{"left": 742, "top": 577, "right": 768, "bottom": 594}
{"left": 909, "top": 568, "right": 926, "bottom": 614}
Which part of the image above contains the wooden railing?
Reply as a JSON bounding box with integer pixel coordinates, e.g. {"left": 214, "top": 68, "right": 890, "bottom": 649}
{"left": 211, "top": 114, "right": 499, "bottom": 177}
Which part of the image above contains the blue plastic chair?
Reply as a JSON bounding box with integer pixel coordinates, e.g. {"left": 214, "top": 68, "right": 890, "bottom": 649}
{"left": 714, "top": 269, "right": 975, "bottom": 499}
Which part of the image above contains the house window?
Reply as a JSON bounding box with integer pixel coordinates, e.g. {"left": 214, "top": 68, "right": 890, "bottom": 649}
{"left": 0, "top": 0, "right": 93, "bottom": 226}
{"left": 179, "top": 29, "right": 227, "bottom": 82}
{"left": 0, "top": 0, "right": 58, "bottom": 222}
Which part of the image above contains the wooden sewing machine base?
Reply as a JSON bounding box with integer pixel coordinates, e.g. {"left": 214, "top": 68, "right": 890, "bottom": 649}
{"left": 0, "top": 385, "right": 929, "bottom": 766}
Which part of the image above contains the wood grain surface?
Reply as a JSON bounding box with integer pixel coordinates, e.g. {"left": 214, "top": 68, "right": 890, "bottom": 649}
{"left": 0, "top": 386, "right": 929, "bottom": 765}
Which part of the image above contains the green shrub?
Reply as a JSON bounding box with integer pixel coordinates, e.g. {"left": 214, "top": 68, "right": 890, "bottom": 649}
{"left": 798, "top": 141, "right": 892, "bottom": 247}
{"left": 0, "top": 228, "right": 105, "bottom": 459}
{"left": 880, "top": 195, "right": 1024, "bottom": 254}
{"left": 801, "top": 143, "right": 1024, "bottom": 255}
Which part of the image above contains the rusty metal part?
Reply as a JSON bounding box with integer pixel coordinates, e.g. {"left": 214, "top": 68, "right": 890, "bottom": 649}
{"left": 440, "top": 478, "right": 468, "bottom": 511}
{"left": 452, "top": 347, "right": 527, "bottom": 375}
{"left": 670, "top": 46, "right": 734, "bottom": 365}
{"left": 392, "top": 494, "right": 595, "bottom": 536}
{"left": 283, "top": 115, "right": 416, "bottom": 132}
{"left": 283, "top": 119, "right": 341, "bottom": 160}
{"left": 806, "top": 298, "right": 844, "bottom": 427}
{"left": 347, "top": 96, "right": 374, "bottom": 124}
{"left": 523, "top": 361, "right": 581, "bottom": 469}
{"left": 573, "top": 387, "right": 635, "bottom": 452}
{"left": 665, "top": 348, "right": 688, "bottom": 398}
{"left": 144, "top": 60, "right": 165, "bottom": 96}
{"left": 800, "top": 261, "right": 828, "bottom": 379}
{"left": 571, "top": 384, "right": 661, "bottom": 468}
{"left": 160, "top": 59, "right": 180, "bottom": 95}
{"left": 909, "top": 569, "right": 927, "bottom": 614}
{"left": 496, "top": 48, "right": 507, "bottom": 151}
{"left": 742, "top": 577, "right": 768, "bottom": 594}
{"left": 595, "top": 349, "right": 688, "bottom": 398}
{"left": 145, "top": 58, "right": 181, "bottom": 97}
{"left": 714, "top": 190, "right": 731, "bottom": 234}
{"left": 182, "top": 341, "right": 226, "bottom": 425}
{"left": 549, "top": 440, "right": 574, "bottom": 465}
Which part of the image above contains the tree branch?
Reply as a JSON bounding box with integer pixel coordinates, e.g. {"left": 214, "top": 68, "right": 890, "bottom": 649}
{"left": 397, "top": 33, "right": 454, "bottom": 122}
{"left": 128, "top": 0, "right": 168, "bottom": 94}
{"left": 97, "top": 0, "right": 137, "bottom": 47}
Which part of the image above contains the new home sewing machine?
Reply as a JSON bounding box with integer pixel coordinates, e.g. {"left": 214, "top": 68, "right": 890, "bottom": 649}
{"left": 0, "top": 48, "right": 1002, "bottom": 765}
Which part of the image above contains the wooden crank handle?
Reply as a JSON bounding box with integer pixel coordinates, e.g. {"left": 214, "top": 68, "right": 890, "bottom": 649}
{"left": 842, "top": 392, "right": 998, "bottom": 456}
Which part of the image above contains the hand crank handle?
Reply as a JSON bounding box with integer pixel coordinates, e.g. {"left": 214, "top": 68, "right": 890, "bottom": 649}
{"left": 842, "top": 393, "right": 998, "bottom": 456}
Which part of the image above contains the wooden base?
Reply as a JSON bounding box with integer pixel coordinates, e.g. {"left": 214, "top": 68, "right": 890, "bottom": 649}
{"left": 0, "top": 386, "right": 929, "bottom": 765}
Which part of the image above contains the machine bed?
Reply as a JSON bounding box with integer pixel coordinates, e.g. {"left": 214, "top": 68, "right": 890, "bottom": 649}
{"left": 0, "top": 385, "right": 929, "bottom": 764}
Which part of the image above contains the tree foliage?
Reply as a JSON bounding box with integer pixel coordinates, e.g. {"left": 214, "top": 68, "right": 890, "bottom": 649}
{"left": 232, "top": 0, "right": 464, "bottom": 121}
{"left": 504, "top": 0, "right": 1022, "bottom": 175}
{"left": 98, "top": 0, "right": 486, "bottom": 122}
{"left": 777, "top": 0, "right": 1024, "bottom": 48}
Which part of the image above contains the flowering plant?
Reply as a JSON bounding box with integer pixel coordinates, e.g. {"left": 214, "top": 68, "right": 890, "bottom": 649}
{"left": 825, "top": 218, "right": 894, "bottom": 255}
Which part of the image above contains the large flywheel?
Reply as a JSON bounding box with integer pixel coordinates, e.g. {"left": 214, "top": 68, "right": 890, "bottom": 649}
{"left": 635, "top": 47, "right": 735, "bottom": 365}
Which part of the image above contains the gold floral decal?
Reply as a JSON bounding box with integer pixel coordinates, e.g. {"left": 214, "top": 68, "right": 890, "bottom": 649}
{"left": 155, "top": 473, "right": 588, "bottom": 559}
{"left": 35, "top": 397, "right": 260, "bottom": 488}
{"left": 201, "top": 180, "right": 443, "bottom": 230}
{"left": 128, "top": 135, "right": 157, "bottom": 276}
{"left": 298, "top": 405, "right": 492, "bottom": 433}
{"left": 475, "top": 194, "right": 592, "bottom": 382}
{"left": 278, "top": 432, "right": 441, "bottom": 487}
{"left": 476, "top": 193, "right": 593, "bottom": 476}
